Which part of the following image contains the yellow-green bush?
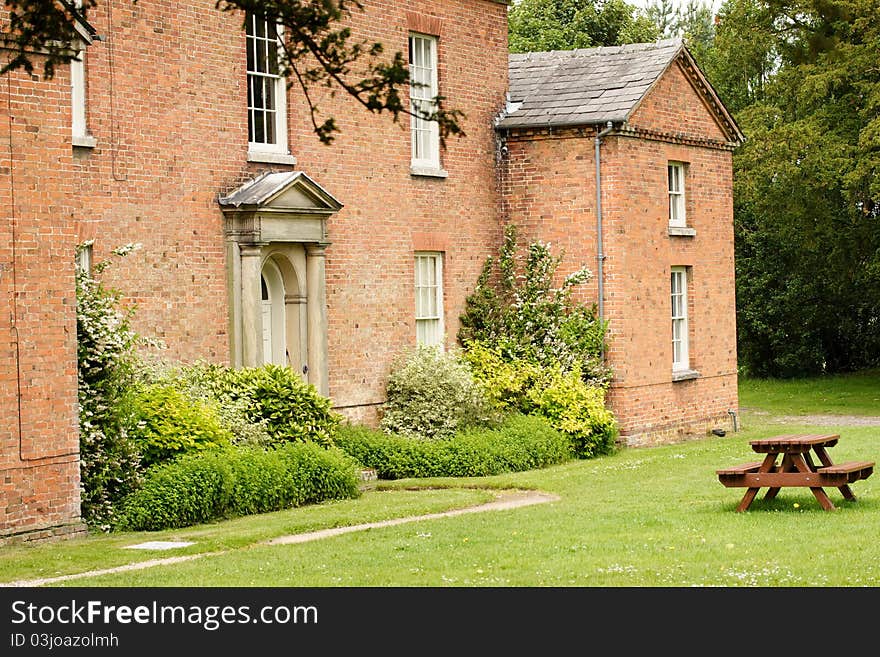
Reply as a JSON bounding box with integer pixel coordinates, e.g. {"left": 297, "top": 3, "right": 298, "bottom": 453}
{"left": 461, "top": 341, "right": 542, "bottom": 412}
{"left": 527, "top": 365, "right": 618, "bottom": 458}
{"left": 129, "top": 383, "right": 233, "bottom": 468}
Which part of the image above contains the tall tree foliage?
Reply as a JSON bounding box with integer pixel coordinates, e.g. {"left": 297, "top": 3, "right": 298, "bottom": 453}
{"left": 508, "top": 0, "right": 661, "bottom": 53}
{"left": 715, "top": 0, "right": 880, "bottom": 376}
{"left": 0, "top": 0, "right": 463, "bottom": 145}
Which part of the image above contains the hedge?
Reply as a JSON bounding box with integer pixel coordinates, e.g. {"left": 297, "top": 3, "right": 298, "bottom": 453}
{"left": 114, "top": 443, "right": 361, "bottom": 531}
{"left": 334, "top": 413, "right": 572, "bottom": 479}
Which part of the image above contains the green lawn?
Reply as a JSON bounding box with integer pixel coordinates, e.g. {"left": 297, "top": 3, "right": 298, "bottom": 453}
{"left": 2, "top": 371, "right": 879, "bottom": 587}
{"left": 738, "top": 368, "right": 880, "bottom": 416}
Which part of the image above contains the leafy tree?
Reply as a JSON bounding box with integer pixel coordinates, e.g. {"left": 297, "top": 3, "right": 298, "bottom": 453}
{"left": 645, "top": 0, "right": 717, "bottom": 68}
{"left": 508, "top": 0, "right": 661, "bottom": 53}
{"left": 646, "top": 0, "right": 681, "bottom": 37}
{"left": 702, "top": 0, "right": 779, "bottom": 114}
{"left": 676, "top": 0, "right": 716, "bottom": 62}
{"left": 716, "top": 0, "right": 880, "bottom": 376}
{"left": 0, "top": 0, "right": 463, "bottom": 144}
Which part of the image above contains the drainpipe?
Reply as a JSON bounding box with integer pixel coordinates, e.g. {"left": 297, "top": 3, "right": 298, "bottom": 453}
{"left": 594, "top": 121, "right": 614, "bottom": 357}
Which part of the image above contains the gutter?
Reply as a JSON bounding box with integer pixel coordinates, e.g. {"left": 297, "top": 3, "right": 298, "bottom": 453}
{"left": 594, "top": 120, "right": 614, "bottom": 358}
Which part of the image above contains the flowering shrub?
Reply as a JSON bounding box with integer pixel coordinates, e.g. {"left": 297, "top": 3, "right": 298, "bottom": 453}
{"left": 458, "top": 224, "right": 610, "bottom": 386}
{"left": 76, "top": 243, "right": 143, "bottom": 530}
{"left": 380, "top": 345, "right": 498, "bottom": 439}
{"left": 458, "top": 226, "right": 618, "bottom": 458}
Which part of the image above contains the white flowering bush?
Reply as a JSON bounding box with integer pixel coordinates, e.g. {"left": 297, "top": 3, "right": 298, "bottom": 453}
{"left": 76, "top": 243, "right": 143, "bottom": 530}
{"left": 458, "top": 223, "right": 610, "bottom": 386}
{"left": 380, "top": 345, "right": 498, "bottom": 439}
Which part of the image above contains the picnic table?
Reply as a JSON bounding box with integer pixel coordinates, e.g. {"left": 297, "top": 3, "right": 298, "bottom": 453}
{"left": 716, "top": 433, "right": 874, "bottom": 512}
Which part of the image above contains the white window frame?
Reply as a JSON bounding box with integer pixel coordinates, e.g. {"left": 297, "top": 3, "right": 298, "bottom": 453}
{"left": 671, "top": 266, "right": 689, "bottom": 372}
{"left": 75, "top": 242, "right": 93, "bottom": 276}
{"left": 408, "top": 33, "right": 441, "bottom": 172}
{"left": 71, "top": 49, "right": 87, "bottom": 138}
{"left": 246, "top": 12, "right": 291, "bottom": 162}
{"left": 414, "top": 252, "right": 444, "bottom": 347}
{"left": 668, "top": 162, "right": 686, "bottom": 227}
{"left": 71, "top": 0, "right": 95, "bottom": 148}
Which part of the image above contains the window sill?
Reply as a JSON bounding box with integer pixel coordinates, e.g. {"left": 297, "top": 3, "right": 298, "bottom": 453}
{"left": 72, "top": 134, "right": 97, "bottom": 149}
{"left": 672, "top": 369, "right": 701, "bottom": 382}
{"left": 410, "top": 165, "right": 448, "bottom": 179}
{"left": 668, "top": 226, "right": 696, "bottom": 237}
{"left": 248, "top": 149, "right": 297, "bottom": 166}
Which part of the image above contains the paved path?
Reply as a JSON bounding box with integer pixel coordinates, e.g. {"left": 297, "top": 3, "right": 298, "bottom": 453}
{"left": 1, "top": 489, "right": 559, "bottom": 588}
{"left": 741, "top": 409, "right": 880, "bottom": 426}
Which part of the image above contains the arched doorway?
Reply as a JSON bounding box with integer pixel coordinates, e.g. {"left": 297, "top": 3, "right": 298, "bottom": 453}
{"left": 261, "top": 258, "right": 287, "bottom": 366}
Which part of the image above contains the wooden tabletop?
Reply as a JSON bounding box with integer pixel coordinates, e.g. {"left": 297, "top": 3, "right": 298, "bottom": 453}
{"left": 749, "top": 433, "right": 839, "bottom": 452}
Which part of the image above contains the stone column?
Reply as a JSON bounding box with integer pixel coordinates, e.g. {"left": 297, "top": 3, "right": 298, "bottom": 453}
{"left": 239, "top": 244, "right": 264, "bottom": 367}
{"left": 305, "top": 243, "right": 329, "bottom": 396}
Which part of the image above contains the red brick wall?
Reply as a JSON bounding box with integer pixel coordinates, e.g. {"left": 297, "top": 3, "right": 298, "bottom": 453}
{"left": 288, "top": 1, "right": 510, "bottom": 417}
{"left": 2, "top": 0, "right": 508, "bottom": 540}
{"left": 0, "top": 58, "right": 85, "bottom": 543}
{"left": 501, "top": 60, "right": 739, "bottom": 446}
{"left": 69, "top": 0, "right": 507, "bottom": 423}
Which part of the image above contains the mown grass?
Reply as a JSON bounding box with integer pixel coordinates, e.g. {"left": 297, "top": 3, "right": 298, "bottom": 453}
{"left": 738, "top": 368, "right": 880, "bottom": 416}
{"left": 2, "top": 372, "right": 878, "bottom": 587}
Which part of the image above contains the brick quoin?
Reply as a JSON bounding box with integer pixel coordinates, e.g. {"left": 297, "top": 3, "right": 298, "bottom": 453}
{"left": 1, "top": 3, "right": 740, "bottom": 543}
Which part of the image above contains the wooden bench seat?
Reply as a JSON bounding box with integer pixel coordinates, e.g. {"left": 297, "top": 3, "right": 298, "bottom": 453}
{"left": 716, "top": 461, "right": 764, "bottom": 476}
{"left": 817, "top": 461, "right": 874, "bottom": 486}
{"left": 717, "top": 460, "right": 875, "bottom": 489}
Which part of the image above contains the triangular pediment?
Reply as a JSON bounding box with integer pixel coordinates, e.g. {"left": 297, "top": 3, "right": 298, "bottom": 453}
{"left": 218, "top": 171, "right": 343, "bottom": 213}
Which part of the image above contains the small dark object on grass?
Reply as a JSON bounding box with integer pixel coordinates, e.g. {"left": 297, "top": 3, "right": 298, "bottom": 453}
{"left": 712, "top": 428, "right": 726, "bottom": 437}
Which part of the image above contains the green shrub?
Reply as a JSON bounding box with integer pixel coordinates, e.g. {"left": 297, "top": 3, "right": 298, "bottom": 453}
{"left": 129, "top": 383, "right": 233, "bottom": 467}
{"left": 114, "top": 451, "right": 233, "bottom": 531}
{"left": 527, "top": 365, "right": 618, "bottom": 459}
{"left": 335, "top": 413, "right": 572, "bottom": 479}
{"left": 380, "top": 345, "right": 498, "bottom": 439}
{"left": 212, "top": 364, "right": 340, "bottom": 448}
{"left": 224, "top": 446, "right": 297, "bottom": 516}
{"left": 115, "top": 443, "right": 361, "bottom": 531}
{"left": 274, "top": 442, "right": 363, "bottom": 505}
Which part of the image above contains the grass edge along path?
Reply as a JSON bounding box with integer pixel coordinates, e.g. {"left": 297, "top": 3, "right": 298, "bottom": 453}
{"left": 0, "top": 489, "right": 559, "bottom": 587}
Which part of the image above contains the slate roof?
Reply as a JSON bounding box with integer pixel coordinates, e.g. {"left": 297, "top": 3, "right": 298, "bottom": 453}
{"left": 497, "top": 38, "right": 687, "bottom": 130}
{"left": 218, "top": 171, "right": 304, "bottom": 207}
{"left": 218, "top": 170, "right": 342, "bottom": 210}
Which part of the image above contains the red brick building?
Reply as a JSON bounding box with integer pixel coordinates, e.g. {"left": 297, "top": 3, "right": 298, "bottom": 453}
{"left": 497, "top": 41, "right": 744, "bottom": 445}
{"left": 1, "top": 2, "right": 741, "bottom": 543}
